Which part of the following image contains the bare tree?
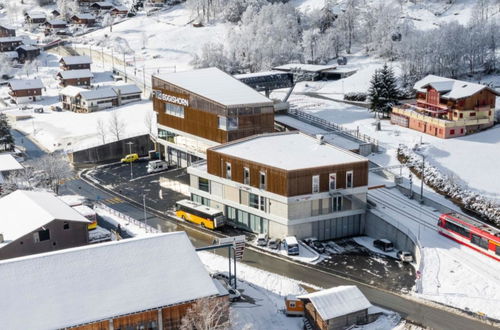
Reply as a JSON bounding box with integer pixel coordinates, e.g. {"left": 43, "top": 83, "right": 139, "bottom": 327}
{"left": 96, "top": 118, "right": 106, "bottom": 144}
{"left": 31, "top": 153, "right": 73, "bottom": 194}
{"left": 5, "top": 164, "right": 36, "bottom": 191}
{"left": 108, "top": 111, "right": 125, "bottom": 141}
{"left": 180, "top": 297, "right": 230, "bottom": 330}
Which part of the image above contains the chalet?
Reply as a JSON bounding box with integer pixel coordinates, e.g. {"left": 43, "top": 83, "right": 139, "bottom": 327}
{"left": 188, "top": 131, "right": 368, "bottom": 239}
{"left": 0, "top": 233, "right": 229, "bottom": 329}
{"left": 0, "top": 190, "right": 90, "bottom": 260}
{"left": 45, "top": 19, "right": 68, "bottom": 31}
{"left": 77, "top": 0, "right": 97, "bottom": 5}
{"left": 16, "top": 45, "right": 41, "bottom": 63}
{"left": 57, "top": 69, "right": 93, "bottom": 87}
{"left": 25, "top": 12, "right": 47, "bottom": 25}
{"left": 8, "top": 78, "right": 44, "bottom": 104}
{"left": 111, "top": 5, "right": 129, "bottom": 15}
{"left": 0, "top": 154, "right": 23, "bottom": 189}
{"left": 60, "top": 84, "right": 141, "bottom": 112}
{"left": 391, "top": 75, "right": 500, "bottom": 138}
{"left": 0, "top": 37, "right": 23, "bottom": 52}
{"left": 0, "top": 24, "right": 15, "bottom": 38}
{"left": 71, "top": 13, "right": 96, "bottom": 25}
{"left": 298, "top": 286, "right": 372, "bottom": 330}
{"left": 59, "top": 55, "right": 92, "bottom": 70}
{"left": 90, "top": 1, "right": 114, "bottom": 11}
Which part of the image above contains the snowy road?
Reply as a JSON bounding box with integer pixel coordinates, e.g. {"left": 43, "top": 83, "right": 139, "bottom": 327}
{"left": 368, "top": 187, "right": 500, "bottom": 320}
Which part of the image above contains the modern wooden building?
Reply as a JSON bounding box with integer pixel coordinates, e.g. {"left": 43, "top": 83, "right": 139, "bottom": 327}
{"left": 297, "top": 286, "right": 372, "bottom": 330}
{"left": 0, "top": 37, "right": 23, "bottom": 52}
{"left": 188, "top": 131, "right": 368, "bottom": 239}
{"left": 0, "top": 232, "right": 229, "bottom": 330}
{"left": 152, "top": 67, "right": 275, "bottom": 167}
{"left": 15, "top": 45, "right": 41, "bottom": 63}
{"left": 60, "top": 55, "right": 92, "bottom": 70}
{"left": 391, "top": 75, "right": 499, "bottom": 138}
{"left": 0, "top": 24, "right": 15, "bottom": 38}
{"left": 60, "top": 84, "right": 141, "bottom": 112}
{"left": 71, "top": 13, "right": 96, "bottom": 25}
{"left": 8, "top": 78, "right": 44, "bottom": 104}
{"left": 57, "top": 69, "right": 93, "bottom": 87}
{"left": 0, "top": 190, "right": 90, "bottom": 260}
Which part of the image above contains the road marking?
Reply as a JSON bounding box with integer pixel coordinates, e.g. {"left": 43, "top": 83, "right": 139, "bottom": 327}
{"left": 59, "top": 176, "right": 79, "bottom": 185}
{"left": 103, "top": 196, "right": 123, "bottom": 205}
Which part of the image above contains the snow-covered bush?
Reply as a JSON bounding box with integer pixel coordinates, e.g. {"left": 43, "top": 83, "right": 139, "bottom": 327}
{"left": 398, "top": 145, "right": 500, "bottom": 226}
{"left": 344, "top": 92, "right": 367, "bottom": 102}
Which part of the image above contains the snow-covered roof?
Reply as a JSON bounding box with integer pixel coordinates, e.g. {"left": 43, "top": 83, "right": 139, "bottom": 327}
{"left": 0, "top": 24, "right": 15, "bottom": 30}
{"left": 73, "top": 13, "right": 96, "bottom": 20}
{"left": 233, "top": 71, "right": 287, "bottom": 79}
{"left": 414, "top": 75, "right": 500, "bottom": 99}
{"left": 72, "top": 204, "right": 95, "bottom": 217}
{"left": 80, "top": 87, "right": 116, "bottom": 100}
{"left": 273, "top": 63, "right": 337, "bottom": 73}
{"left": 58, "top": 69, "right": 94, "bottom": 79}
{"left": 27, "top": 12, "right": 46, "bottom": 19}
{"left": 8, "top": 78, "right": 44, "bottom": 91}
{"left": 91, "top": 1, "right": 113, "bottom": 7}
{"left": 112, "top": 5, "right": 129, "bottom": 11}
{"left": 60, "top": 55, "right": 92, "bottom": 65}
{"left": 0, "top": 36, "right": 22, "bottom": 43}
{"left": 0, "top": 190, "right": 90, "bottom": 246}
{"left": 0, "top": 154, "right": 23, "bottom": 172}
{"left": 16, "top": 44, "right": 39, "bottom": 51}
{"left": 0, "top": 232, "right": 221, "bottom": 329}
{"left": 113, "top": 84, "right": 141, "bottom": 95}
{"left": 211, "top": 131, "right": 367, "bottom": 171}
{"left": 60, "top": 85, "right": 86, "bottom": 97}
{"left": 46, "top": 19, "right": 67, "bottom": 25}
{"left": 298, "top": 286, "right": 371, "bottom": 320}
{"left": 155, "top": 67, "right": 273, "bottom": 107}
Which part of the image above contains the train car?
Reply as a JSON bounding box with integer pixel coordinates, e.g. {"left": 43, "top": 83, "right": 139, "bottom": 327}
{"left": 72, "top": 205, "right": 98, "bottom": 230}
{"left": 438, "top": 213, "right": 500, "bottom": 261}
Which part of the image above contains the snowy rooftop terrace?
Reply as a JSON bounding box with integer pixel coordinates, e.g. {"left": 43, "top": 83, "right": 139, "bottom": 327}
{"left": 155, "top": 67, "right": 273, "bottom": 107}
{"left": 212, "top": 131, "right": 367, "bottom": 171}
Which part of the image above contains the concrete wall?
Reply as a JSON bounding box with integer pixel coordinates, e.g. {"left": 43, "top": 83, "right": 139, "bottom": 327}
{"left": 69, "top": 134, "right": 154, "bottom": 164}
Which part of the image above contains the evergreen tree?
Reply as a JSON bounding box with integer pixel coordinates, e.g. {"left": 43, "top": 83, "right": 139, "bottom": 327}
{"left": 368, "top": 64, "right": 399, "bottom": 118}
{"left": 0, "top": 113, "right": 14, "bottom": 151}
{"left": 368, "top": 69, "right": 383, "bottom": 118}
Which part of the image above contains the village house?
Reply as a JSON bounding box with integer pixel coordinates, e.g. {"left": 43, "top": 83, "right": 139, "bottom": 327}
{"left": 111, "top": 5, "right": 129, "bottom": 15}
{"left": 391, "top": 75, "right": 499, "bottom": 138}
{"left": 90, "top": 1, "right": 114, "bottom": 11}
{"left": 60, "top": 55, "right": 92, "bottom": 70}
{"left": 60, "top": 84, "right": 141, "bottom": 112}
{"left": 0, "top": 154, "right": 23, "bottom": 192}
{"left": 0, "top": 37, "right": 23, "bottom": 52}
{"left": 152, "top": 67, "right": 275, "bottom": 166}
{"left": 71, "top": 13, "right": 96, "bottom": 26}
{"left": 0, "top": 24, "right": 15, "bottom": 38}
{"left": 187, "top": 131, "right": 368, "bottom": 239}
{"left": 44, "top": 19, "right": 68, "bottom": 32}
{"left": 298, "top": 286, "right": 373, "bottom": 330}
{"left": 0, "top": 190, "right": 90, "bottom": 260}
{"left": 57, "top": 69, "right": 94, "bottom": 87}
{"left": 8, "top": 78, "right": 44, "bottom": 104}
{"left": 77, "top": 0, "right": 97, "bottom": 6}
{"left": 0, "top": 233, "right": 229, "bottom": 329}
{"left": 16, "top": 45, "right": 41, "bottom": 63}
{"left": 25, "top": 12, "right": 47, "bottom": 25}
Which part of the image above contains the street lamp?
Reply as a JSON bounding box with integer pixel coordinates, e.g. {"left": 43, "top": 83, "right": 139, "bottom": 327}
{"left": 143, "top": 193, "right": 147, "bottom": 231}
{"left": 126, "top": 141, "right": 134, "bottom": 180}
{"left": 419, "top": 154, "right": 425, "bottom": 204}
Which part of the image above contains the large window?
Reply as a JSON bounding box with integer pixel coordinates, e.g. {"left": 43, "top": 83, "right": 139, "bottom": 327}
{"left": 471, "top": 234, "right": 488, "bottom": 250}
{"left": 444, "top": 221, "right": 470, "bottom": 238}
{"left": 249, "top": 193, "right": 259, "bottom": 209}
{"left": 346, "top": 171, "right": 353, "bottom": 188}
{"left": 329, "top": 173, "right": 336, "bottom": 191}
{"left": 259, "top": 171, "right": 266, "bottom": 190}
{"left": 164, "top": 103, "right": 184, "bottom": 118}
{"left": 332, "top": 196, "right": 342, "bottom": 212}
{"left": 259, "top": 196, "right": 266, "bottom": 212}
{"left": 192, "top": 194, "right": 210, "bottom": 206}
{"left": 33, "top": 229, "right": 50, "bottom": 243}
{"left": 218, "top": 116, "right": 238, "bottom": 131}
{"left": 243, "top": 167, "right": 250, "bottom": 185}
{"left": 198, "top": 177, "right": 209, "bottom": 192}
{"left": 312, "top": 175, "right": 320, "bottom": 193}
{"left": 226, "top": 162, "right": 232, "bottom": 180}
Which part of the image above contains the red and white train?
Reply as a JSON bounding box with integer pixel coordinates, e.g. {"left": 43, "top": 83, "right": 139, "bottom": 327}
{"left": 438, "top": 213, "right": 500, "bottom": 262}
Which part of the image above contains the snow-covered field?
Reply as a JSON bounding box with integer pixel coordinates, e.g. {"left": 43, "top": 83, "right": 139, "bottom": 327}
{"left": 369, "top": 187, "right": 500, "bottom": 320}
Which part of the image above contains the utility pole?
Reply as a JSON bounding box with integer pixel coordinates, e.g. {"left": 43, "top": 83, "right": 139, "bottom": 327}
{"left": 126, "top": 141, "right": 134, "bottom": 180}
{"left": 143, "top": 193, "right": 147, "bottom": 231}
{"left": 101, "top": 45, "right": 104, "bottom": 68}
{"left": 123, "top": 52, "right": 127, "bottom": 82}
{"left": 143, "top": 66, "right": 146, "bottom": 92}
{"left": 111, "top": 47, "right": 115, "bottom": 71}
{"left": 420, "top": 154, "right": 425, "bottom": 204}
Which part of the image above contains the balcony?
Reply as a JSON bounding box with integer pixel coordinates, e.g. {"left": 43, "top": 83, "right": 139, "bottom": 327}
{"left": 474, "top": 104, "right": 491, "bottom": 111}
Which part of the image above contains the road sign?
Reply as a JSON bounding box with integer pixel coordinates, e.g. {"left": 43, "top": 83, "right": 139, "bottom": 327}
{"left": 219, "top": 235, "right": 246, "bottom": 260}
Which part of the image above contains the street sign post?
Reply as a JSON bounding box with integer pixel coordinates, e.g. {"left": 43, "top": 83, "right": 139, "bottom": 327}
{"left": 218, "top": 235, "right": 246, "bottom": 289}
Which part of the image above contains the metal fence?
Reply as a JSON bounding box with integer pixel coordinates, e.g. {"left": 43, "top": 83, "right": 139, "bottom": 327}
{"left": 95, "top": 202, "right": 161, "bottom": 234}
{"left": 287, "top": 108, "right": 379, "bottom": 150}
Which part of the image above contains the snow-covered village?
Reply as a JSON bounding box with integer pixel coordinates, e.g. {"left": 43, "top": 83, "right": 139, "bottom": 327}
{"left": 0, "top": 0, "right": 499, "bottom": 329}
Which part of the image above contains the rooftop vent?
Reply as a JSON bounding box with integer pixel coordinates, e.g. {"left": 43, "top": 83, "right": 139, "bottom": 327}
{"left": 316, "top": 134, "right": 324, "bottom": 145}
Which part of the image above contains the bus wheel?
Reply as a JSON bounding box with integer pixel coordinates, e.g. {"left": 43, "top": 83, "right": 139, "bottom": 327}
{"left": 201, "top": 222, "right": 206, "bottom": 229}
{"left": 181, "top": 215, "right": 186, "bottom": 220}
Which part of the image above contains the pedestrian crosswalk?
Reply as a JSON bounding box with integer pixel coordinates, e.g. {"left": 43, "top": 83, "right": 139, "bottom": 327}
{"left": 58, "top": 176, "right": 79, "bottom": 185}
{"left": 102, "top": 196, "right": 124, "bottom": 205}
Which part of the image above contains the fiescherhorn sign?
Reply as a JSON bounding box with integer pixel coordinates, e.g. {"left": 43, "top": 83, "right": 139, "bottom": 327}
{"left": 154, "top": 91, "right": 189, "bottom": 107}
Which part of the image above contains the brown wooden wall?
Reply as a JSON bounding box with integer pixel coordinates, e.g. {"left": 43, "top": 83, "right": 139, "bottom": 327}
{"left": 418, "top": 88, "right": 496, "bottom": 111}
{"left": 152, "top": 76, "right": 275, "bottom": 144}
{"left": 61, "top": 77, "right": 91, "bottom": 87}
{"left": 10, "top": 88, "right": 42, "bottom": 97}
{"left": 72, "top": 320, "right": 109, "bottom": 330}
{"left": 207, "top": 149, "right": 369, "bottom": 197}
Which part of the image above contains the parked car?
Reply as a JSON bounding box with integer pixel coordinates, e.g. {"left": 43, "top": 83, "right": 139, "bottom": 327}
{"left": 268, "top": 238, "right": 280, "bottom": 250}
{"left": 256, "top": 233, "right": 268, "bottom": 247}
{"left": 34, "top": 107, "right": 44, "bottom": 113}
{"left": 373, "top": 239, "right": 394, "bottom": 252}
{"left": 147, "top": 160, "right": 169, "bottom": 173}
{"left": 303, "top": 237, "right": 318, "bottom": 247}
{"left": 310, "top": 240, "right": 325, "bottom": 254}
{"left": 397, "top": 251, "right": 413, "bottom": 263}
{"left": 121, "top": 153, "right": 139, "bottom": 163}
{"left": 284, "top": 236, "right": 299, "bottom": 256}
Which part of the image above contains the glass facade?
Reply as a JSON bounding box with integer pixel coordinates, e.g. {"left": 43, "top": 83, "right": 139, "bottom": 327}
{"left": 226, "top": 205, "right": 268, "bottom": 234}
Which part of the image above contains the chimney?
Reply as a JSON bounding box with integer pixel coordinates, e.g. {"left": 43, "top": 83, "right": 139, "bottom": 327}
{"left": 316, "top": 134, "right": 324, "bottom": 145}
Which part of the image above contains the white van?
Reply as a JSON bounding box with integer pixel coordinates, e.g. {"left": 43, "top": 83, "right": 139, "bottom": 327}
{"left": 147, "top": 160, "right": 169, "bottom": 173}
{"left": 284, "top": 236, "right": 299, "bottom": 256}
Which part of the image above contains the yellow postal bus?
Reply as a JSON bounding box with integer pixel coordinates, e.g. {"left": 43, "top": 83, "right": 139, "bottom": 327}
{"left": 175, "top": 199, "right": 225, "bottom": 230}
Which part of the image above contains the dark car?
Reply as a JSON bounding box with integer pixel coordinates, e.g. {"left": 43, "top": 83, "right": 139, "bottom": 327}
{"left": 311, "top": 240, "right": 325, "bottom": 253}
{"left": 268, "top": 238, "right": 280, "bottom": 250}
{"left": 397, "top": 250, "right": 413, "bottom": 262}
{"left": 373, "top": 239, "right": 394, "bottom": 252}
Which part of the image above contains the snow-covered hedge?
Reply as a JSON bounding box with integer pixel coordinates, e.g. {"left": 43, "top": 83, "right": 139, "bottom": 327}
{"left": 398, "top": 145, "right": 500, "bottom": 226}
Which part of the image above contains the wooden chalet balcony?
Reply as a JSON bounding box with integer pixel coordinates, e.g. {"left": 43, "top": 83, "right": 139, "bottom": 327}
{"left": 474, "top": 104, "right": 491, "bottom": 111}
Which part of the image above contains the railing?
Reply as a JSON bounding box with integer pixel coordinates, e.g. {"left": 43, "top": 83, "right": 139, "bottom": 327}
{"left": 288, "top": 108, "right": 379, "bottom": 149}
{"left": 95, "top": 202, "right": 161, "bottom": 234}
